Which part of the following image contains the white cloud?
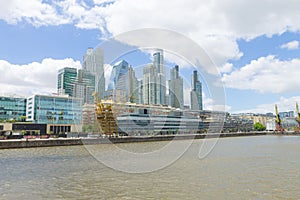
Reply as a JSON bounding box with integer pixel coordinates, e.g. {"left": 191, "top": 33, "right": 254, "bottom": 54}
{"left": 218, "top": 63, "right": 234, "bottom": 74}
{"left": 93, "top": 0, "right": 115, "bottom": 5}
{"left": 280, "top": 40, "right": 299, "bottom": 50}
{"left": 222, "top": 55, "right": 300, "bottom": 93}
{"left": 1, "top": 0, "right": 300, "bottom": 69}
{"left": 103, "top": 0, "right": 300, "bottom": 67}
{"left": 0, "top": 58, "right": 81, "bottom": 97}
{"left": 203, "top": 94, "right": 231, "bottom": 112}
{"left": 0, "top": 0, "right": 69, "bottom": 26}
{"left": 234, "top": 96, "right": 300, "bottom": 114}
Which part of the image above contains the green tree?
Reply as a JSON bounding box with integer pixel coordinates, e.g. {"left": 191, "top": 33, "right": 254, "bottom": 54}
{"left": 82, "top": 124, "right": 94, "bottom": 133}
{"left": 254, "top": 122, "right": 266, "bottom": 131}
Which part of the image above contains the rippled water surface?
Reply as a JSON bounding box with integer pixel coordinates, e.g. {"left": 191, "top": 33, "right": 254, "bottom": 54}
{"left": 1, "top": 135, "right": 300, "bottom": 199}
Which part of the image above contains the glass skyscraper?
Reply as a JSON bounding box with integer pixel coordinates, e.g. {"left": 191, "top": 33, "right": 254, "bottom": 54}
{"left": 73, "top": 69, "right": 95, "bottom": 105}
{"left": 57, "top": 67, "right": 77, "bottom": 96}
{"left": 190, "top": 70, "right": 203, "bottom": 110}
{"left": 82, "top": 47, "right": 105, "bottom": 100}
{"left": 107, "top": 60, "right": 138, "bottom": 103}
{"left": 143, "top": 64, "right": 157, "bottom": 105}
{"left": 153, "top": 49, "right": 166, "bottom": 105}
{"left": 169, "top": 65, "right": 184, "bottom": 109}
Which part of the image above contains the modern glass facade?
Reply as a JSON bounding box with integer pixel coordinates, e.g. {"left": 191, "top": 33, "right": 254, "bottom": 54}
{"left": 107, "top": 60, "right": 138, "bottom": 103}
{"left": 83, "top": 47, "right": 105, "bottom": 99}
{"left": 57, "top": 67, "right": 77, "bottom": 96}
{"left": 190, "top": 70, "right": 203, "bottom": 110}
{"left": 143, "top": 64, "right": 157, "bottom": 105}
{"left": 26, "top": 95, "right": 82, "bottom": 124}
{"left": 153, "top": 49, "right": 166, "bottom": 105}
{"left": 0, "top": 97, "right": 26, "bottom": 121}
{"left": 169, "top": 65, "right": 184, "bottom": 109}
{"left": 73, "top": 69, "right": 95, "bottom": 104}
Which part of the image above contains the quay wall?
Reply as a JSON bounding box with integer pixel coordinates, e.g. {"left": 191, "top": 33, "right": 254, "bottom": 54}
{"left": 0, "top": 132, "right": 267, "bottom": 149}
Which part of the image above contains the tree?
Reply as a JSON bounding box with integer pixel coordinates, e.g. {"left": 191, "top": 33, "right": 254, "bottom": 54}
{"left": 254, "top": 122, "right": 266, "bottom": 131}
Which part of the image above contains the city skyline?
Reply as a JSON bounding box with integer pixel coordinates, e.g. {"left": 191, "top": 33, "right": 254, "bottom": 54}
{"left": 0, "top": 1, "right": 300, "bottom": 114}
{"left": 56, "top": 48, "right": 202, "bottom": 111}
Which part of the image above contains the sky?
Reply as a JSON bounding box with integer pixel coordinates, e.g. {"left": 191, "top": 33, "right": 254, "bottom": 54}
{"left": 0, "top": 0, "right": 300, "bottom": 114}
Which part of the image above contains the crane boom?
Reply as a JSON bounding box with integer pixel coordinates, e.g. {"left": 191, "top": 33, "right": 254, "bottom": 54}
{"left": 295, "top": 102, "right": 300, "bottom": 132}
{"left": 296, "top": 102, "right": 300, "bottom": 123}
{"left": 274, "top": 104, "right": 284, "bottom": 132}
{"left": 93, "top": 92, "right": 118, "bottom": 135}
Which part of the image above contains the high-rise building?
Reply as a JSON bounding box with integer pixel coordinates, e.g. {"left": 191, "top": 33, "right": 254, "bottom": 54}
{"left": 190, "top": 70, "right": 203, "bottom": 110}
{"left": 57, "top": 67, "right": 77, "bottom": 96}
{"left": 73, "top": 69, "right": 95, "bottom": 105}
{"left": 153, "top": 49, "right": 166, "bottom": 105}
{"left": 82, "top": 47, "right": 105, "bottom": 99}
{"left": 169, "top": 65, "right": 184, "bottom": 109}
{"left": 106, "top": 60, "right": 138, "bottom": 103}
{"left": 143, "top": 64, "right": 157, "bottom": 105}
{"left": 128, "top": 66, "right": 139, "bottom": 103}
{"left": 137, "top": 80, "right": 143, "bottom": 104}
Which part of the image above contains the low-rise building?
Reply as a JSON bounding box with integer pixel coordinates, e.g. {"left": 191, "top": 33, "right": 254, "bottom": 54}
{"left": 26, "top": 94, "right": 82, "bottom": 125}
{"left": 0, "top": 96, "right": 26, "bottom": 121}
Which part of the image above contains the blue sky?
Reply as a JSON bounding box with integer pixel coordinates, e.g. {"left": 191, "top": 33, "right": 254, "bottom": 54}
{"left": 0, "top": 0, "right": 300, "bottom": 114}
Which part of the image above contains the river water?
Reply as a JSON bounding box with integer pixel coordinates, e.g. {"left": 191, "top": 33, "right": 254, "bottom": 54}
{"left": 0, "top": 135, "right": 300, "bottom": 199}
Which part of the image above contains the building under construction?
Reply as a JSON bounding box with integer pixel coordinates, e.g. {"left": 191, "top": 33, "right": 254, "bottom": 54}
{"left": 91, "top": 97, "right": 253, "bottom": 135}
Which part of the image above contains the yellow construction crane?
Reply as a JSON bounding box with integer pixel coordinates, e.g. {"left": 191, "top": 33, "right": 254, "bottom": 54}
{"left": 295, "top": 102, "right": 300, "bottom": 131}
{"left": 275, "top": 104, "right": 284, "bottom": 132}
{"left": 93, "top": 92, "right": 118, "bottom": 136}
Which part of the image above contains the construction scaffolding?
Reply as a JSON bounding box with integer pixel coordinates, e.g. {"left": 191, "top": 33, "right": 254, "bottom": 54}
{"left": 93, "top": 93, "right": 118, "bottom": 135}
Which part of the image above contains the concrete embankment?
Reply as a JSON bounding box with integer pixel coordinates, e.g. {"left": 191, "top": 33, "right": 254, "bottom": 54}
{"left": 0, "top": 138, "right": 82, "bottom": 149}
{"left": 0, "top": 132, "right": 267, "bottom": 149}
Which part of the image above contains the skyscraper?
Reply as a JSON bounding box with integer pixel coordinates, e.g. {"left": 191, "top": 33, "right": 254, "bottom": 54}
{"left": 73, "top": 69, "right": 95, "bottom": 105}
{"left": 143, "top": 64, "right": 157, "bottom": 105}
{"left": 57, "top": 67, "right": 77, "bottom": 96}
{"left": 169, "top": 65, "right": 184, "bottom": 109}
{"left": 153, "top": 49, "right": 166, "bottom": 105}
{"left": 82, "top": 47, "right": 105, "bottom": 99}
{"left": 128, "top": 66, "right": 139, "bottom": 103}
{"left": 137, "top": 80, "right": 143, "bottom": 104}
{"left": 190, "top": 70, "right": 203, "bottom": 110}
{"left": 106, "top": 60, "right": 138, "bottom": 103}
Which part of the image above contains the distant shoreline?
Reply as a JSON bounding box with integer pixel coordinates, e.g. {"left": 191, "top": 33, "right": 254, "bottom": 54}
{"left": 0, "top": 132, "right": 275, "bottom": 149}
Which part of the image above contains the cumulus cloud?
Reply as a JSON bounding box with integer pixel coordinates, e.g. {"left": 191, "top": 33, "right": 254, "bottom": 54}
{"left": 280, "top": 40, "right": 299, "bottom": 50}
{"left": 0, "top": 0, "right": 69, "bottom": 26}
{"left": 1, "top": 0, "right": 300, "bottom": 69}
{"left": 234, "top": 96, "right": 300, "bottom": 114}
{"left": 222, "top": 55, "right": 300, "bottom": 93}
{"left": 0, "top": 58, "right": 81, "bottom": 97}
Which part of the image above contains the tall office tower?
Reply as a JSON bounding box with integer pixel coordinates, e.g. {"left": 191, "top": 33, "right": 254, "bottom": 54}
{"left": 137, "top": 80, "right": 143, "bottom": 104}
{"left": 73, "top": 69, "right": 95, "bottom": 105}
{"left": 169, "top": 65, "right": 184, "bottom": 109}
{"left": 57, "top": 67, "right": 77, "bottom": 96}
{"left": 143, "top": 64, "right": 157, "bottom": 105}
{"left": 190, "top": 70, "right": 203, "bottom": 110}
{"left": 153, "top": 49, "right": 166, "bottom": 105}
{"left": 106, "top": 60, "right": 138, "bottom": 103}
{"left": 128, "top": 66, "right": 139, "bottom": 103}
{"left": 82, "top": 47, "right": 105, "bottom": 99}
